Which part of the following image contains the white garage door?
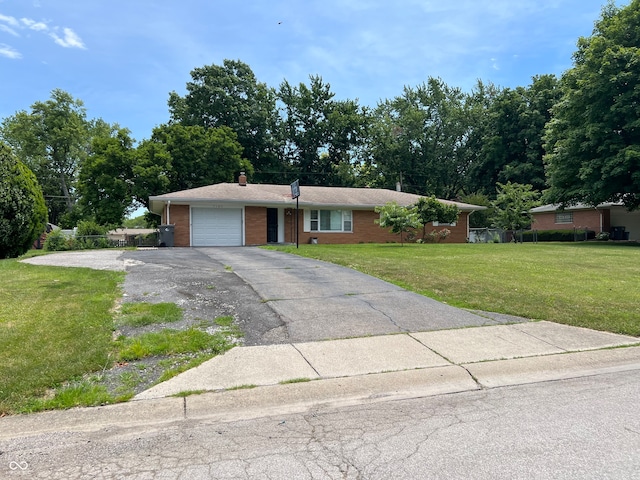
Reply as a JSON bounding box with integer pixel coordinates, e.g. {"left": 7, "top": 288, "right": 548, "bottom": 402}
{"left": 192, "top": 207, "right": 243, "bottom": 246}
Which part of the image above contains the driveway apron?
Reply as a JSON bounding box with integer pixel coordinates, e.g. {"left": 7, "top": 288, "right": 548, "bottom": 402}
{"left": 197, "top": 247, "right": 516, "bottom": 343}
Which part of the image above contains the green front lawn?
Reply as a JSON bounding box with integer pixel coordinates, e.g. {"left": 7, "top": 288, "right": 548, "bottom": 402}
{"left": 0, "top": 260, "right": 124, "bottom": 414}
{"left": 270, "top": 242, "right": 640, "bottom": 336}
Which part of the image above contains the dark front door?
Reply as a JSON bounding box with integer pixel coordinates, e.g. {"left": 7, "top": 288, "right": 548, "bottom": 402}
{"left": 267, "top": 208, "right": 278, "bottom": 243}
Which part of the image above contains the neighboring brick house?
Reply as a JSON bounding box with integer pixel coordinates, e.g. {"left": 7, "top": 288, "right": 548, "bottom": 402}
{"left": 531, "top": 203, "right": 640, "bottom": 241}
{"left": 148, "top": 175, "right": 485, "bottom": 247}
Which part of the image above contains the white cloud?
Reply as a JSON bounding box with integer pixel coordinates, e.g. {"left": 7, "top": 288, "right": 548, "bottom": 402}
{"left": 0, "top": 13, "right": 85, "bottom": 51}
{"left": 50, "top": 27, "right": 85, "bottom": 49}
{"left": 0, "top": 13, "right": 19, "bottom": 27}
{"left": 21, "top": 17, "right": 48, "bottom": 31}
{"left": 0, "top": 23, "right": 18, "bottom": 36}
{"left": 0, "top": 42, "right": 21, "bottom": 58}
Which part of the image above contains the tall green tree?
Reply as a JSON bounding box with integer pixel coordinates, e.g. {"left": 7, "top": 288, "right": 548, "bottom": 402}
{"left": 544, "top": 1, "right": 640, "bottom": 210}
{"left": 0, "top": 143, "right": 47, "bottom": 258}
{"left": 278, "top": 75, "right": 369, "bottom": 186}
{"left": 0, "top": 89, "right": 89, "bottom": 226}
{"left": 491, "top": 182, "right": 540, "bottom": 239}
{"left": 468, "top": 75, "right": 560, "bottom": 196}
{"left": 364, "top": 78, "right": 474, "bottom": 198}
{"left": 132, "top": 124, "right": 250, "bottom": 207}
{"left": 78, "top": 124, "right": 135, "bottom": 226}
{"left": 168, "top": 60, "right": 281, "bottom": 182}
{"left": 460, "top": 80, "right": 501, "bottom": 196}
{"left": 132, "top": 139, "right": 171, "bottom": 210}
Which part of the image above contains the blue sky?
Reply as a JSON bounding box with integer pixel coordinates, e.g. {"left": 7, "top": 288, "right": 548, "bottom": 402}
{"left": 0, "top": 0, "right": 624, "bottom": 144}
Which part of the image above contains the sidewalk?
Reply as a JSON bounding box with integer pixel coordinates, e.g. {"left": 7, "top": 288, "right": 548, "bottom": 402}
{"left": 136, "top": 321, "right": 640, "bottom": 400}
{"left": 2, "top": 321, "right": 639, "bottom": 440}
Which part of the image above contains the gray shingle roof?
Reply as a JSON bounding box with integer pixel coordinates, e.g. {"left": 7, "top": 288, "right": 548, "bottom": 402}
{"left": 530, "top": 202, "right": 622, "bottom": 213}
{"left": 149, "top": 183, "right": 484, "bottom": 213}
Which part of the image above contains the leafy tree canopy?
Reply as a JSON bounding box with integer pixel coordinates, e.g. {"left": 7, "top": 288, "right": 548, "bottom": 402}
{"left": 364, "top": 77, "right": 475, "bottom": 198}
{"left": 132, "top": 124, "right": 250, "bottom": 208}
{"left": 0, "top": 143, "right": 47, "bottom": 258}
{"left": 79, "top": 123, "right": 135, "bottom": 226}
{"left": 278, "top": 75, "right": 370, "bottom": 186}
{"left": 544, "top": 0, "right": 640, "bottom": 210}
{"left": 168, "top": 59, "right": 280, "bottom": 182}
{"left": 0, "top": 89, "right": 89, "bottom": 225}
{"left": 469, "top": 75, "right": 560, "bottom": 196}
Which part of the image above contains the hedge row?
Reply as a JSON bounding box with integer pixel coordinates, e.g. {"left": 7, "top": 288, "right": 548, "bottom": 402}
{"left": 43, "top": 230, "right": 115, "bottom": 251}
{"left": 521, "top": 229, "right": 596, "bottom": 242}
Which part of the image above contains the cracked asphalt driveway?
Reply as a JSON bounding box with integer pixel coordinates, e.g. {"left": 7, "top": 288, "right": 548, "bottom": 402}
{"left": 26, "top": 247, "right": 525, "bottom": 346}
{"left": 193, "top": 247, "right": 522, "bottom": 343}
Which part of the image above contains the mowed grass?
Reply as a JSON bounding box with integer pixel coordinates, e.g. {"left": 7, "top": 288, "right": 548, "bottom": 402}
{"left": 0, "top": 259, "right": 124, "bottom": 414}
{"left": 116, "top": 302, "right": 183, "bottom": 327}
{"left": 270, "top": 242, "right": 640, "bottom": 336}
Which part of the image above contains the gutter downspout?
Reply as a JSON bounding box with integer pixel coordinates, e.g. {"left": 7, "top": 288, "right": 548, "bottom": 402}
{"left": 598, "top": 207, "right": 603, "bottom": 233}
{"left": 167, "top": 201, "right": 171, "bottom": 225}
{"left": 466, "top": 210, "right": 475, "bottom": 242}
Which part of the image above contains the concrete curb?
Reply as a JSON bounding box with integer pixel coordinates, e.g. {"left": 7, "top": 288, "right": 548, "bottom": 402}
{"left": 2, "top": 345, "right": 640, "bottom": 440}
{"left": 466, "top": 346, "right": 640, "bottom": 388}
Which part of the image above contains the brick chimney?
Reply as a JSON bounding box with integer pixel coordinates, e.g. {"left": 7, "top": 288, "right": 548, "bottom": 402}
{"left": 238, "top": 172, "right": 247, "bottom": 186}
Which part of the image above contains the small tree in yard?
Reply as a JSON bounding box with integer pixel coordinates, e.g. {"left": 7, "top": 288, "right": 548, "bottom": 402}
{"left": 491, "top": 182, "right": 540, "bottom": 242}
{"left": 414, "top": 196, "right": 459, "bottom": 241}
{"left": 375, "top": 202, "right": 421, "bottom": 246}
{"left": 0, "top": 143, "right": 47, "bottom": 258}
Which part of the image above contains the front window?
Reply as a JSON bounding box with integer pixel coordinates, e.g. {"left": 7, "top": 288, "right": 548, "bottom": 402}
{"left": 310, "top": 210, "right": 352, "bottom": 232}
{"left": 432, "top": 221, "right": 457, "bottom": 227}
{"left": 555, "top": 212, "right": 573, "bottom": 224}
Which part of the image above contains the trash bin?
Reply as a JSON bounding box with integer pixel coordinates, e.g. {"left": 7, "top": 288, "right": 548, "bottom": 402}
{"left": 611, "top": 226, "right": 626, "bottom": 240}
{"left": 158, "top": 224, "right": 175, "bottom": 247}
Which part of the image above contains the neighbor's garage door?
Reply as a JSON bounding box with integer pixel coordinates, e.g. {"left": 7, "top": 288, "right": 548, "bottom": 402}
{"left": 191, "top": 207, "right": 243, "bottom": 246}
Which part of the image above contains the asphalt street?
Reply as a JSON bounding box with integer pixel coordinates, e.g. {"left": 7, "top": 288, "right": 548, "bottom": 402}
{"left": 2, "top": 369, "right": 639, "bottom": 479}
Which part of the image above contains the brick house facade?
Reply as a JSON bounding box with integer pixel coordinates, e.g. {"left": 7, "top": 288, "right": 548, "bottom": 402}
{"left": 531, "top": 203, "right": 640, "bottom": 241}
{"left": 150, "top": 179, "right": 483, "bottom": 247}
{"left": 531, "top": 208, "right": 610, "bottom": 232}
